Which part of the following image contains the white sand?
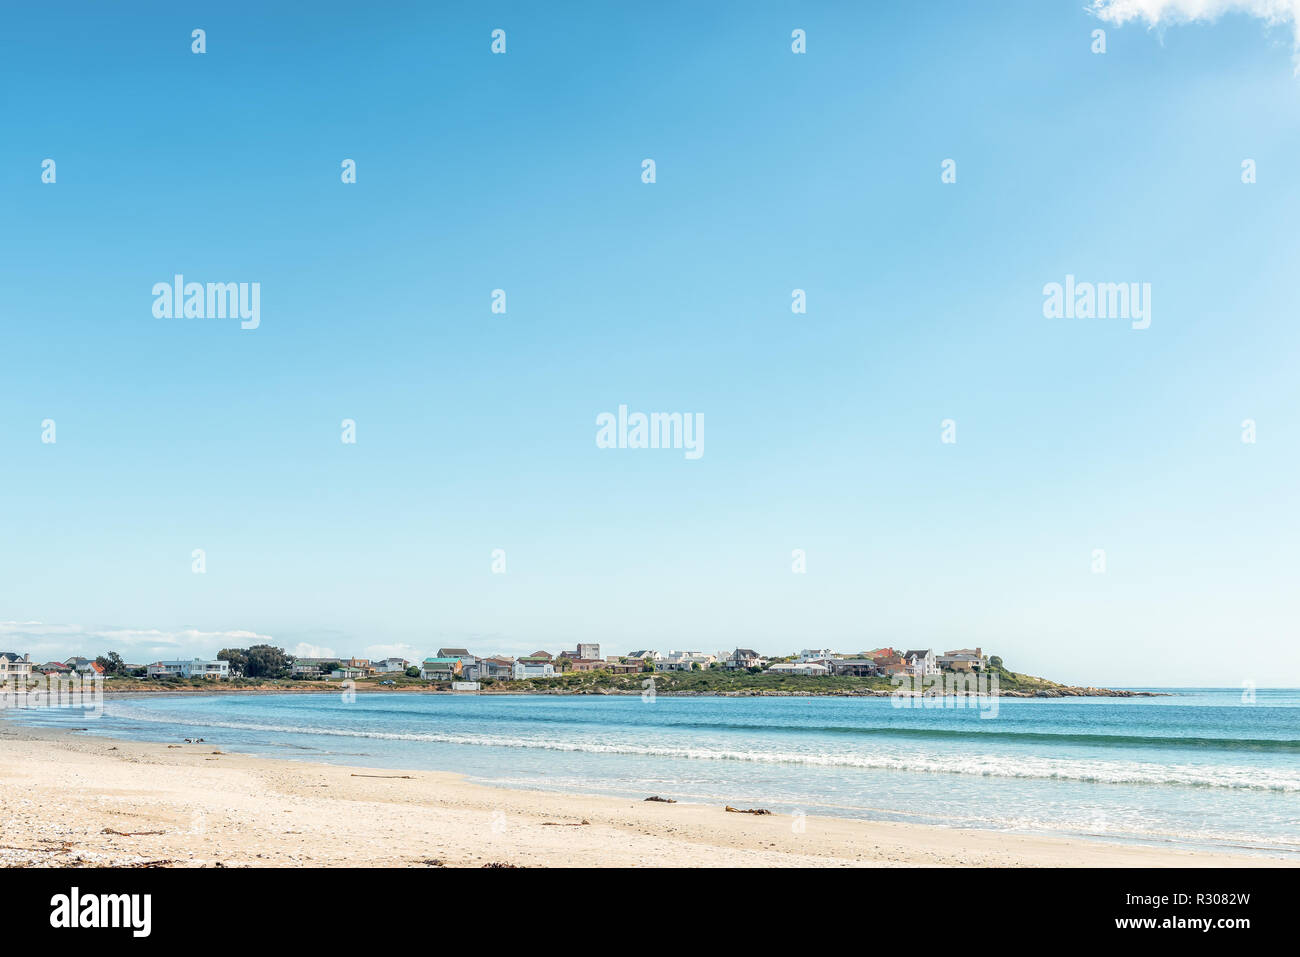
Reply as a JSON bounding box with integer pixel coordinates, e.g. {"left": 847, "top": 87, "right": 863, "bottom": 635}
{"left": 0, "top": 724, "right": 1290, "bottom": 867}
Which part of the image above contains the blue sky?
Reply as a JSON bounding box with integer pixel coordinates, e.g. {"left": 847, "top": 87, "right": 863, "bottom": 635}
{"left": 2, "top": 1, "right": 1298, "bottom": 686}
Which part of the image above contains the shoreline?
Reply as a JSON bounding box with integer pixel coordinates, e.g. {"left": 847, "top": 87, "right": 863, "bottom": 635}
{"left": 33, "top": 683, "right": 1170, "bottom": 700}
{"left": 0, "top": 721, "right": 1291, "bottom": 868}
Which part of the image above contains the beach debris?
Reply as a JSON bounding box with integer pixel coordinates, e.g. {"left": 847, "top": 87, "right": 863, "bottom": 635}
{"left": 541, "top": 820, "right": 591, "bottom": 826}
{"left": 725, "top": 806, "right": 772, "bottom": 815}
{"left": 350, "top": 773, "right": 413, "bottom": 779}
{"left": 482, "top": 861, "right": 520, "bottom": 868}
{"left": 420, "top": 859, "right": 445, "bottom": 867}
{"left": 102, "top": 828, "right": 165, "bottom": 837}
{"left": 644, "top": 795, "right": 677, "bottom": 803}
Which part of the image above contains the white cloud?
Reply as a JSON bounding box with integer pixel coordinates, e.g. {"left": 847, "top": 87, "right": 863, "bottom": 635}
{"left": 1091, "top": 0, "right": 1300, "bottom": 70}
{"left": 0, "top": 621, "right": 276, "bottom": 663}
{"left": 292, "top": 642, "right": 337, "bottom": 659}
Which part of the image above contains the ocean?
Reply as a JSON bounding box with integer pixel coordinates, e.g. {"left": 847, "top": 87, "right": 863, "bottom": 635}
{"left": 11, "top": 688, "right": 1300, "bottom": 857}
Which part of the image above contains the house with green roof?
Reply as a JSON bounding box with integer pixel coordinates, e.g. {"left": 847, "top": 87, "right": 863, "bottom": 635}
{"left": 419, "top": 657, "right": 464, "bottom": 680}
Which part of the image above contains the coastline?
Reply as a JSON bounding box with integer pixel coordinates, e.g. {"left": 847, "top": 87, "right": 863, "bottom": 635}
{"left": 0, "top": 722, "right": 1289, "bottom": 868}
{"left": 79, "top": 683, "right": 1165, "bottom": 699}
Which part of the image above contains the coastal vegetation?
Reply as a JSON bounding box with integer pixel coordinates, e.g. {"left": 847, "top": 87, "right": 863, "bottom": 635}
{"left": 82, "top": 660, "right": 1143, "bottom": 697}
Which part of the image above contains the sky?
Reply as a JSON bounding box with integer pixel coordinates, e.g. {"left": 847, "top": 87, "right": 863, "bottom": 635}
{"left": 2, "top": 1, "right": 1298, "bottom": 687}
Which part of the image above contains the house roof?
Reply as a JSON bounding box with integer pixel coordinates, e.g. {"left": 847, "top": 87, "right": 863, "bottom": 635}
{"left": 903, "top": 650, "right": 933, "bottom": 659}
{"left": 732, "top": 649, "right": 760, "bottom": 658}
{"left": 422, "top": 657, "right": 462, "bottom": 665}
{"left": 437, "top": 648, "right": 471, "bottom": 658}
{"left": 0, "top": 652, "right": 27, "bottom": 661}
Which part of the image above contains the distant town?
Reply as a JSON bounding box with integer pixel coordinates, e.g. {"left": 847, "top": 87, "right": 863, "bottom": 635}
{"left": 0, "top": 646, "right": 993, "bottom": 686}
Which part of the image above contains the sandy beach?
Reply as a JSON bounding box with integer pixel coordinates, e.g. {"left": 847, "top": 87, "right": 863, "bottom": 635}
{"left": 0, "top": 723, "right": 1290, "bottom": 868}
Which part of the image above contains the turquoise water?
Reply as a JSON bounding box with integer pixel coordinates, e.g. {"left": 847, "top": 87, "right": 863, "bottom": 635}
{"left": 10, "top": 689, "right": 1300, "bottom": 856}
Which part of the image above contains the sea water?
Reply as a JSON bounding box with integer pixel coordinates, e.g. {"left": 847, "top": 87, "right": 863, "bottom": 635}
{"left": 11, "top": 689, "right": 1300, "bottom": 857}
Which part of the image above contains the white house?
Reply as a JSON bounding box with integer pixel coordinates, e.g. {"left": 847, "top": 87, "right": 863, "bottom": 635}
{"left": 767, "top": 662, "right": 829, "bottom": 676}
{"left": 797, "top": 649, "right": 836, "bottom": 662}
{"left": 372, "top": 657, "right": 410, "bottom": 673}
{"left": 512, "top": 660, "right": 555, "bottom": 679}
{"left": 147, "top": 658, "right": 229, "bottom": 680}
{"left": 659, "top": 651, "right": 716, "bottom": 671}
{"left": 902, "top": 649, "right": 938, "bottom": 677}
{"left": 64, "top": 657, "right": 101, "bottom": 675}
{"left": 0, "top": 652, "right": 32, "bottom": 683}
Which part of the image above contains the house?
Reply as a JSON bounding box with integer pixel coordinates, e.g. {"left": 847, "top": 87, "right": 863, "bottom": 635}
{"left": 64, "top": 659, "right": 106, "bottom": 677}
{"left": 372, "top": 657, "right": 410, "bottom": 673}
{"left": 0, "top": 652, "right": 33, "bottom": 683}
{"left": 604, "top": 658, "right": 643, "bottom": 674}
{"left": 797, "top": 649, "right": 837, "bottom": 662}
{"left": 434, "top": 649, "right": 478, "bottom": 677}
{"left": 512, "top": 659, "right": 555, "bottom": 679}
{"left": 625, "top": 650, "right": 662, "bottom": 662}
{"left": 902, "top": 649, "right": 938, "bottom": 677}
{"left": 865, "top": 648, "right": 897, "bottom": 660}
{"left": 725, "top": 649, "right": 767, "bottom": 670}
{"left": 190, "top": 659, "right": 229, "bottom": 679}
{"left": 575, "top": 643, "right": 601, "bottom": 660}
{"left": 293, "top": 658, "right": 342, "bottom": 678}
{"left": 331, "top": 665, "right": 368, "bottom": 679}
{"left": 146, "top": 658, "right": 229, "bottom": 680}
{"left": 659, "top": 651, "right": 715, "bottom": 671}
{"left": 64, "top": 657, "right": 101, "bottom": 675}
{"left": 478, "top": 656, "right": 515, "bottom": 680}
{"left": 801, "top": 656, "right": 841, "bottom": 672}
{"left": 938, "top": 648, "right": 988, "bottom": 672}
{"left": 565, "top": 658, "right": 607, "bottom": 672}
{"left": 767, "top": 662, "right": 830, "bottom": 676}
{"left": 830, "top": 658, "right": 878, "bottom": 677}
{"left": 872, "top": 654, "right": 907, "bottom": 676}
{"left": 37, "top": 660, "right": 72, "bottom": 676}
{"left": 474, "top": 656, "right": 514, "bottom": 679}
{"left": 419, "top": 657, "right": 464, "bottom": 681}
